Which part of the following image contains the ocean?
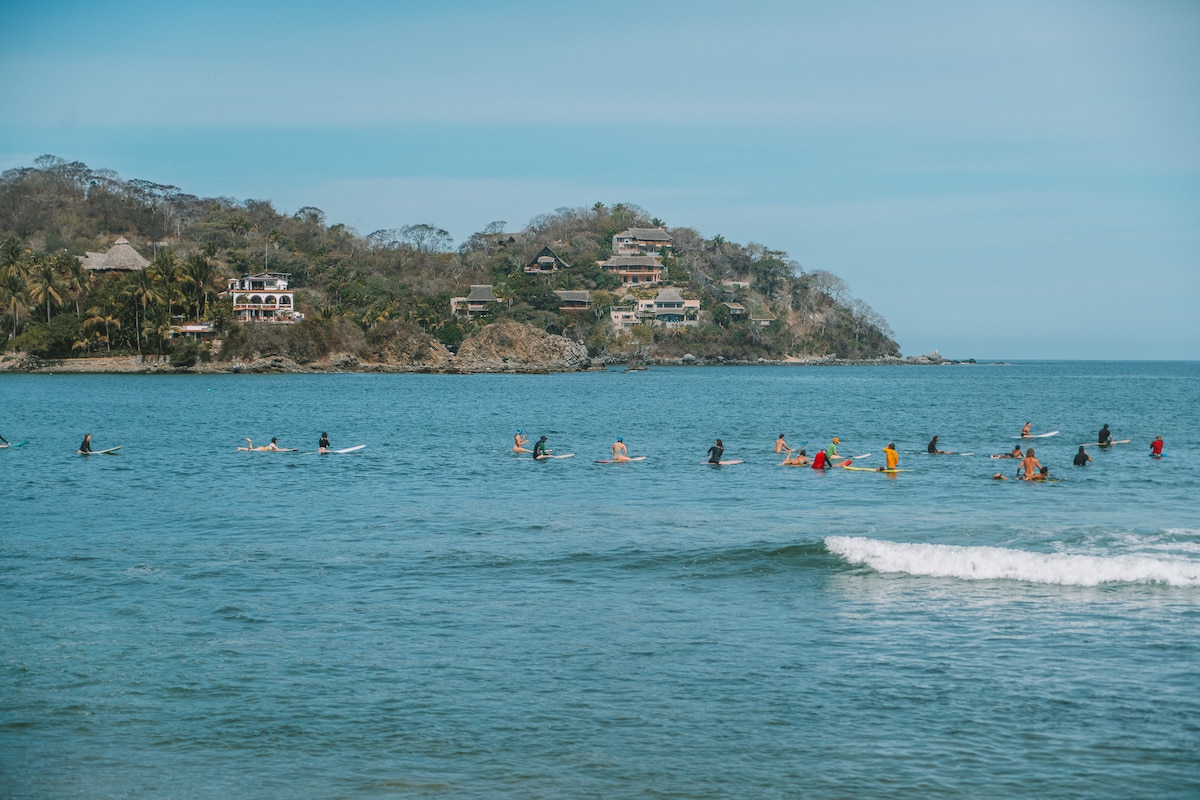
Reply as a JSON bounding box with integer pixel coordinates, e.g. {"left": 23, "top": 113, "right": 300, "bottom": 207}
{"left": 2, "top": 361, "right": 1198, "bottom": 799}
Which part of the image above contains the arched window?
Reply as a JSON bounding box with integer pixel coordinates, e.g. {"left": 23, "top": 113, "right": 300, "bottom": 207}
{"left": 279, "top": 295, "right": 292, "bottom": 306}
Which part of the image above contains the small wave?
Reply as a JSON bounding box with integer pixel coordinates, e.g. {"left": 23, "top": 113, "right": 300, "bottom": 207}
{"left": 825, "top": 536, "right": 1200, "bottom": 587}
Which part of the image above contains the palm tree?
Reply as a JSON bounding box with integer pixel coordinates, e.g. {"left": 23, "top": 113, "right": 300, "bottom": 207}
{"left": 182, "top": 252, "right": 219, "bottom": 320}
{"left": 57, "top": 251, "right": 91, "bottom": 316}
{"left": 0, "top": 235, "right": 26, "bottom": 273}
{"left": 27, "top": 259, "right": 65, "bottom": 323}
{"left": 0, "top": 269, "right": 28, "bottom": 338}
{"left": 122, "top": 268, "right": 163, "bottom": 355}
{"left": 151, "top": 250, "right": 185, "bottom": 319}
{"left": 85, "top": 304, "right": 121, "bottom": 354}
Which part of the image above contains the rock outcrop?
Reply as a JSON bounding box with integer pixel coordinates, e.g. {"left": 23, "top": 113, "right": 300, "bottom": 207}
{"left": 448, "top": 322, "right": 590, "bottom": 373}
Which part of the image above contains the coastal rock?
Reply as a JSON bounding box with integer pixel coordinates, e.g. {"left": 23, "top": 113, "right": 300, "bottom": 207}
{"left": 449, "top": 322, "right": 590, "bottom": 373}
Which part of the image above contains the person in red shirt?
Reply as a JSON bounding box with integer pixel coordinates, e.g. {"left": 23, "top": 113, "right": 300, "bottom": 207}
{"left": 1150, "top": 436, "right": 1165, "bottom": 457}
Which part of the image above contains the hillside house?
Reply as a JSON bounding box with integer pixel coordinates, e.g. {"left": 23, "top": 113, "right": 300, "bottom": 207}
{"left": 554, "top": 290, "right": 591, "bottom": 313}
{"left": 78, "top": 237, "right": 150, "bottom": 273}
{"left": 597, "top": 255, "right": 663, "bottom": 286}
{"left": 612, "top": 227, "right": 673, "bottom": 257}
{"left": 225, "top": 273, "right": 302, "bottom": 323}
{"left": 641, "top": 287, "right": 700, "bottom": 328}
{"left": 450, "top": 284, "right": 502, "bottom": 318}
{"left": 524, "top": 246, "right": 571, "bottom": 275}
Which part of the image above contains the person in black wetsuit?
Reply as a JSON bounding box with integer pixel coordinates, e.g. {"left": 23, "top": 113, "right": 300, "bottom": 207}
{"left": 533, "top": 436, "right": 550, "bottom": 459}
{"left": 318, "top": 432, "right": 331, "bottom": 453}
{"left": 707, "top": 438, "right": 724, "bottom": 464}
{"left": 1098, "top": 424, "right": 1113, "bottom": 446}
{"left": 1074, "top": 445, "right": 1092, "bottom": 466}
{"left": 79, "top": 433, "right": 92, "bottom": 453}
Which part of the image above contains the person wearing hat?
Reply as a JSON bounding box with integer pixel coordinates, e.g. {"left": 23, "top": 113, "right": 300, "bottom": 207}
{"left": 532, "top": 435, "right": 551, "bottom": 460}
{"left": 513, "top": 429, "right": 530, "bottom": 453}
{"left": 611, "top": 437, "right": 631, "bottom": 463}
{"left": 882, "top": 442, "right": 899, "bottom": 471}
{"left": 1097, "top": 424, "right": 1113, "bottom": 447}
{"left": 824, "top": 437, "right": 840, "bottom": 462}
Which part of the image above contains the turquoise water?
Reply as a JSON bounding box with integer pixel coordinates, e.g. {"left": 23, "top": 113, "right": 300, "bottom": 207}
{"left": 2, "top": 362, "right": 1198, "bottom": 799}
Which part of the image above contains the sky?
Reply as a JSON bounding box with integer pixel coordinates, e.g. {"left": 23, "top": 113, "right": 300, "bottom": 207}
{"left": 2, "top": 0, "right": 1197, "bottom": 359}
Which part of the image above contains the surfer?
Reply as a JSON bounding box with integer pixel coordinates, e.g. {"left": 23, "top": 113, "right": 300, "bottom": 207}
{"left": 1030, "top": 466, "right": 1052, "bottom": 482}
{"left": 783, "top": 448, "right": 809, "bottom": 466}
{"left": 1021, "top": 421, "right": 1032, "bottom": 438}
{"left": 927, "top": 435, "right": 951, "bottom": 454}
{"left": 992, "top": 472, "right": 1010, "bottom": 480}
{"left": 825, "top": 437, "right": 840, "bottom": 462}
{"left": 533, "top": 436, "right": 550, "bottom": 460}
{"left": 774, "top": 434, "right": 790, "bottom": 454}
{"left": 265, "top": 437, "right": 284, "bottom": 451}
{"left": 811, "top": 449, "right": 830, "bottom": 470}
{"left": 612, "top": 437, "right": 630, "bottom": 463}
{"left": 1019, "top": 448, "right": 1042, "bottom": 480}
{"left": 1073, "top": 446, "right": 1092, "bottom": 466}
{"left": 79, "top": 433, "right": 92, "bottom": 454}
{"left": 882, "top": 442, "right": 899, "bottom": 471}
{"left": 991, "top": 444, "right": 1023, "bottom": 459}
{"left": 1150, "top": 435, "right": 1164, "bottom": 458}
{"left": 513, "top": 429, "right": 530, "bottom": 453}
{"left": 1098, "top": 424, "right": 1113, "bottom": 446}
{"left": 707, "top": 438, "right": 724, "bottom": 464}
{"left": 318, "top": 432, "right": 331, "bottom": 454}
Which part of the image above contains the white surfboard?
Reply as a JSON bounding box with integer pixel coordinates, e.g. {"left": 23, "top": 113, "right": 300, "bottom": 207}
{"left": 1016, "top": 431, "right": 1059, "bottom": 439}
{"left": 595, "top": 456, "right": 647, "bottom": 463}
{"left": 330, "top": 444, "right": 366, "bottom": 454}
{"left": 81, "top": 446, "right": 121, "bottom": 455}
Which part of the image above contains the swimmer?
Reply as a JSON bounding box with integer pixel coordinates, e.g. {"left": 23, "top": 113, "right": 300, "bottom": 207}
{"left": 513, "top": 429, "right": 530, "bottom": 453}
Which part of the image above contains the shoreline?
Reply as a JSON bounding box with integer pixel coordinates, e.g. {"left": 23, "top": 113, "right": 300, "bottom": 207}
{"left": 1, "top": 352, "right": 977, "bottom": 375}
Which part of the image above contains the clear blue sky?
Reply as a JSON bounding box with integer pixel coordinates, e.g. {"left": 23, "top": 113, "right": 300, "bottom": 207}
{"left": 3, "top": 0, "right": 1197, "bottom": 359}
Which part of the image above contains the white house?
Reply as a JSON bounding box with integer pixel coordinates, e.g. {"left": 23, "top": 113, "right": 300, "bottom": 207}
{"left": 225, "top": 273, "right": 302, "bottom": 323}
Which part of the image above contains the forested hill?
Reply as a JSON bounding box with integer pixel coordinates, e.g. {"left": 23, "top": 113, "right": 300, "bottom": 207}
{"left": 0, "top": 155, "right": 899, "bottom": 365}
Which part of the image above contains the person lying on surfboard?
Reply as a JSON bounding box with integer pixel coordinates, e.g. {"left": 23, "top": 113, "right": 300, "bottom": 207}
{"left": 318, "top": 432, "right": 331, "bottom": 454}
{"left": 707, "top": 439, "right": 724, "bottom": 464}
{"left": 782, "top": 448, "right": 809, "bottom": 466}
{"left": 514, "top": 429, "right": 530, "bottom": 453}
{"left": 533, "top": 436, "right": 551, "bottom": 460}
{"left": 612, "top": 437, "right": 631, "bottom": 463}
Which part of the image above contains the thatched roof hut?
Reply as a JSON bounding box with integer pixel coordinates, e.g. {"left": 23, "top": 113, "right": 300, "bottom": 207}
{"left": 79, "top": 237, "right": 150, "bottom": 272}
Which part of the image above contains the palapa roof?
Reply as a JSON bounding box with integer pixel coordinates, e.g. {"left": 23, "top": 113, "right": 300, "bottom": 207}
{"left": 466, "top": 285, "right": 500, "bottom": 302}
{"left": 599, "top": 255, "right": 662, "bottom": 268}
{"left": 615, "top": 227, "right": 673, "bottom": 242}
{"left": 79, "top": 237, "right": 150, "bottom": 271}
{"left": 554, "top": 290, "right": 590, "bottom": 303}
{"left": 654, "top": 287, "right": 685, "bottom": 304}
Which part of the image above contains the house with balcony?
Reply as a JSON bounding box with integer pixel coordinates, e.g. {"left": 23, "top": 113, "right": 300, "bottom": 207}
{"left": 641, "top": 287, "right": 700, "bottom": 328}
{"left": 609, "top": 303, "right": 640, "bottom": 331}
{"left": 524, "top": 246, "right": 571, "bottom": 275}
{"left": 450, "top": 284, "right": 502, "bottom": 318}
{"left": 554, "top": 290, "right": 591, "bottom": 313}
{"left": 597, "top": 255, "right": 663, "bottom": 286}
{"left": 225, "top": 273, "right": 302, "bottom": 323}
{"left": 612, "top": 227, "right": 673, "bottom": 257}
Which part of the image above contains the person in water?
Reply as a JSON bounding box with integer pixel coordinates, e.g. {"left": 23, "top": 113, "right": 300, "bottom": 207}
{"left": 318, "top": 432, "right": 331, "bottom": 454}
{"left": 1073, "top": 446, "right": 1092, "bottom": 466}
{"left": 533, "top": 436, "right": 550, "bottom": 460}
{"left": 1030, "top": 466, "right": 1052, "bottom": 481}
{"left": 707, "top": 438, "right": 724, "bottom": 464}
{"left": 513, "top": 429, "right": 530, "bottom": 453}
{"left": 927, "top": 435, "right": 951, "bottom": 454}
{"left": 825, "top": 438, "right": 840, "bottom": 462}
{"left": 1098, "top": 424, "right": 1113, "bottom": 446}
{"left": 1019, "top": 447, "right": 1042, "bottom": 480}
{"left": 811, "top": 449, "right": 830, "bottom": 470}
{"left": 266, "top": 437, "right": 284, "bottom": 451}
{"left": 1008, "top": 444, "right": 1023, "bottom": 458}
{"left": 1021, "top": 421, "right": 1032, "bottom": 438}
{"left": 783, "top": 448, "right": 809, "bottom": 466}
{"left": 79, "top": 433, "right": 92, "bottom": 453}
{"left": 774, "top": 434, "right": 790, "bottom": 454}
{"left": 1150, "top": 435, "right": 1165, "bottom": 457}
{"left": 882, "top": 442, "right": 900, "bottom": 471}
{"left": 611, "top": 437, "right": 630, "bottom": 463}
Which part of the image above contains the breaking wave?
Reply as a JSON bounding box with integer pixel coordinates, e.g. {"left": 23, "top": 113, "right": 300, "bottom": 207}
{"left": 825, "top": 536, "right": 1200, "bottom": 587}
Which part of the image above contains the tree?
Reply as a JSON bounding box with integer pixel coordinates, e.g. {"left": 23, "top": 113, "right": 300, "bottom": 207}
{"left": 0, "top": 269, "right": 28, "bottom": 338}
{"left": 27, "top": 258, "right": 65, "bottom": 322}
{"left": 85, "top": 303, "right": 121, "bottom": 354}
{"left": 182, "top": 252, "right": 220, "bottom": 320}
{"left": 122, "top": 268, "right": 163, "bottom": 355}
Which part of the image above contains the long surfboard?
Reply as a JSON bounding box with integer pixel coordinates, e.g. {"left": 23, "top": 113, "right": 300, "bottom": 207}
{"left": 702, "top": 459, "right": 744, "bottom": 465}
{"left": 238, "top": 447, "right": 298, "bottom": 452}
{"left": 1016, "top": 431, "right": 1059, "bottom": 439}
{"left": 330, "top": 444, "right": 366, "bottom": 454}
{"left": 524, "top": 453, "right": 574, "bottom": 460}
{"left": 80, "top": 446, "right": 121, "bottom": 455}
{"left": 843, "top": 466, "right": 907, "bottom": 472}
{"left": 1079, "top": 439, "right": 1131, "bottom": 446}
{"left": 595, "top": 456, "right": 647, "bottom": 463}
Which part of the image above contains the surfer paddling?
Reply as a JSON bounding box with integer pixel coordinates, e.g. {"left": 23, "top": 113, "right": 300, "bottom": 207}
{"left": 782, "top": 448, "right": 809, "bottom": 466}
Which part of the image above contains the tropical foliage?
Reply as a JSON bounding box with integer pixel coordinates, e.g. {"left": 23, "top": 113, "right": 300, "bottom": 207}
{"left": 0, "top": 155, "right": 899, "bottom": 362}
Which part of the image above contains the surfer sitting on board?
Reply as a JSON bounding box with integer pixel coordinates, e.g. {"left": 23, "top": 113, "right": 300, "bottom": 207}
{"left": 533, "top": 436, "right": 551, "bottom": 460}
{"left": 1098, "top": 424, "right": 1113, "bottom": 446}
{"left": 1019, "top": 448, "right": 1042, "bottom": 480}
{"left": 927, "top": 435, "right": 952, "bottom": 454}
{"left": 1030, "top": 466, "right": 1052, "bottom": 481}
{"left": 1074, "top": 446, "right": 1092, "bottom": 466}
{"left": 79, "top": 433, "right": 92, "bottom": 454}
{"left": 882, "top": 442, "right": 900, "bottom": 471}
{"left": 1021, "top": 421, "right": 1032, "bottom": 438}
{"left": 612, "top": 437, "right": 630, "bottom": 463}
{"left": 1150, "top": 436, "right": 1164, "bottom": 457}
{"left": 707, "top": 439, "right": 724, "bottom": 464}
{"left": 783, "top": 448, "right": 809, "bottom": 466}
{"left": 825, "top": 438, "right": 840, "bottom": 462}
{"left": 775, "top": 434, "right": 790, "bottom": 454}
{"left": 318, "top": 432, "right": 331, "bottom": 454}
{"left": 514, "top": 430, "right": 530, "bottom": 453}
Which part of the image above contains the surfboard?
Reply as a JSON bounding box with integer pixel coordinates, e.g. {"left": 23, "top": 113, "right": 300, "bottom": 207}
{"left": 1016, "top": 431, "right": 1059, "bottom": 439}
{"left": 238, "top": 447, "right": 297, "bottom": 452}
{"left": 843, "top": 466, "right": 907, "bottom": 472}
{"left": 1079, "top": 439, "right": 1131, "bottom": 446}
{"left": 525, "top": 453, "right": 574, "bottom": 460}
{"left": 331, "top": 444, "right": 366, "bottom": 454}
{"left": 1150, "top": 452, "right": 1168, "bottom": 459}
{"left": 80, "top": 446, "right": 121, "bottom": 455}
{"left": 702, "top": 459, "right": 743, "bottom": 465}
{"left": 595, "top": 456, "right": 647, "bottom": 463}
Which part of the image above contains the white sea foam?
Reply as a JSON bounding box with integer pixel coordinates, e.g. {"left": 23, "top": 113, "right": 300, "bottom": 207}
{"left": 825, "top": 536, "right": 1200, "bottom": 587}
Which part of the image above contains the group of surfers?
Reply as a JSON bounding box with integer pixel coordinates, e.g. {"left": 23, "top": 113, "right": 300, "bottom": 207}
{"left": 238, "top": 432, "right": 336, "bottom": 453}
{"left": 513, "top": 424, "right": 1168, "bottom": 475}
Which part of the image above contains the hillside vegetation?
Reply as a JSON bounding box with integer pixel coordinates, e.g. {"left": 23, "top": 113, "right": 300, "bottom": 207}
{"left": 0, "top": 155, "right": 899, "bottom": 365}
